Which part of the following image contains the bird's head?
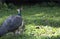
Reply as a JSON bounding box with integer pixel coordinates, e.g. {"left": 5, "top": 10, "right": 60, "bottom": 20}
{"left": 17, "top": 8, "right": 23, "bottom": 16}
{"left": 17, "top": 8, "right": 23, "bottom": 12}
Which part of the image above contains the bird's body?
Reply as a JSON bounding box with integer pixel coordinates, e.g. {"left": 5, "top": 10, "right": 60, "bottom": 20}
{"left": 2, "top": 15, "right": 22, "bottom": 32}
{"left": 0, "top": 8, "right": 24, "bottom": 37}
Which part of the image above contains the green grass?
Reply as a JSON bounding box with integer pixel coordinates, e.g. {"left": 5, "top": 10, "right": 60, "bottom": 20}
{"left": 0, "top": 5, "right": 60, "bottom": 39}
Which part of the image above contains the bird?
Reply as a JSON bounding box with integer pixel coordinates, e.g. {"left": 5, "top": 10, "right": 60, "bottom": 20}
{"left": 0, "top": 8, "right": 24, "bottom": 37}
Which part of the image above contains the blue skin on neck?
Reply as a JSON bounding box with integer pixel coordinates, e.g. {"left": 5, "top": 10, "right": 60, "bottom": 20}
{"left": 18, "top": 13, "right": 21, "bottom": 16}
{"left": 17, "top": 10, "right": 21, "bottom": 16}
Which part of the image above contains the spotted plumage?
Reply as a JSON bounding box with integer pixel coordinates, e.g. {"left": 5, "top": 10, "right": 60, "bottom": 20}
{"left": 0, "top": 8, "right": 24, "bottom": 37}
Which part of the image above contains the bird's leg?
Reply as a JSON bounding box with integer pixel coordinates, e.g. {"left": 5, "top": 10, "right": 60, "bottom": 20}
{"left": 11, "top": 31, "right": 16, "bottom": 36}
{"left": 12, "top": 28, "right": 21, "bottom": 36}
{"left": 15, "top": 29, "right": 21, "bottom": 35}
{"left": 15, "top": 25, "right": 25, "bottom": 36}
{"left": 12, "top": 20, "right": 25, "bottom": 36}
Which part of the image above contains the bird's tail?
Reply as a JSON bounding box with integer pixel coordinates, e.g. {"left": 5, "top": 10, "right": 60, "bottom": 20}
{"left": 0, "top": 26, "right": 8, "bottom": 37}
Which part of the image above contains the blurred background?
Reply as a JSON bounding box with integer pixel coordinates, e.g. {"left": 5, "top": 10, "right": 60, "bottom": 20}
{"left": 0, "top": 0, "right": 60, "bottom": 39}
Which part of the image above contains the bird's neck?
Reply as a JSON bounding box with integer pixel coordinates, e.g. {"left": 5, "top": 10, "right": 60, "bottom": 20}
{"left": 18, "top": 10, "right": 21, "bottom": 16}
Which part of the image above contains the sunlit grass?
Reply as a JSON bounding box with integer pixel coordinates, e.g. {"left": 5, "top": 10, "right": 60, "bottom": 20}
{"left": 0, "top": 5, "right": 60, "bottom": 39}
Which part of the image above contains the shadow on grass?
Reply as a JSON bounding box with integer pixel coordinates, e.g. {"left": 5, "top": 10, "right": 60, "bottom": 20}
{"left": 0, "top": 34, "right": 60, "bottom": 39}
{"left": 24, "top": 18, "right": 60, "bottom": 27}
{"left": 22, "top": 6, "right": 60, "bottom": 27}
{"left": 35, "top": 19, "right": 60, "bottom": 27}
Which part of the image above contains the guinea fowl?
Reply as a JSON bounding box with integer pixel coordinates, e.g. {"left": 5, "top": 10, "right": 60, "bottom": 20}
{"left": 0, "top": 8, "right": 24, "bottom": 37}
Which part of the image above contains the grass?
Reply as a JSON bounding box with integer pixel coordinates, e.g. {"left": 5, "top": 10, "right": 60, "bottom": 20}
{"left": 0, "top": 4, "right": 60, "bottom": 39}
